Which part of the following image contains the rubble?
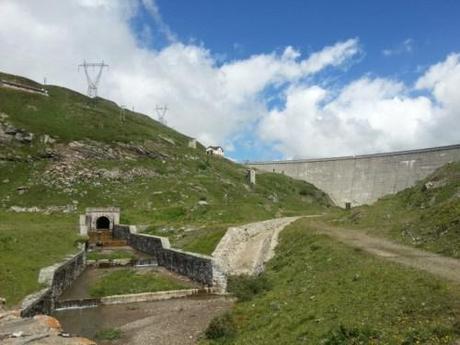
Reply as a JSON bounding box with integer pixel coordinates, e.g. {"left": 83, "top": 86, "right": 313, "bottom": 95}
{"left": 0, "top": 311, "right": 96, "bottom": 345}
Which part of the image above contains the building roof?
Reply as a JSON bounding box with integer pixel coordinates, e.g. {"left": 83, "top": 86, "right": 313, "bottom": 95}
{"left": 206, "top": 145, "right": 224, "bottom": 151}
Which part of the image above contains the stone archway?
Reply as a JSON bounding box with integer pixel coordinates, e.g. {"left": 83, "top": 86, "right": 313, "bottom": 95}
{"left": 96, "top": 216, "right": 110, "bottom": 230}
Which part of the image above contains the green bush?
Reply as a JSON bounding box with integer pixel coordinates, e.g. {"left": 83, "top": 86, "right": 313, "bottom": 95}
{"left": 227, "top": 274, "right": 272, "bottom": 302}
{"left": 322, "top": 325, "right": 380, "bottom": 344}
{"left": 299, "top": 187, "right": 312, "bottom": 196}
{"left": 95, "top": 328, "right": 122, "bottom": 341}
{"left": 205, "top": 312, "right": 237, "bottom": 340}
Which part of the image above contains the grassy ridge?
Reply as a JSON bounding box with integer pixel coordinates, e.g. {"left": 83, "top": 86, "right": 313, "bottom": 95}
{"left": 0, "top": 72, "right": 188, "bottom": 146}
{"left": 333, "top": 162, "right": 460, "bottom": 258}
{"left": 205, "top": 218, "right": 460, "bottom": 344}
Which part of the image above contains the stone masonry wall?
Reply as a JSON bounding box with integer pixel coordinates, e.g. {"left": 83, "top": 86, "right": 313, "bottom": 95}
{"left": 21, "top": 248, "right": 86, "bottom": 317}
{"left": 113, "top": 224, "right": 131, "bottom": 240}
{"left": 113, "top": 226, "right": 215, "bottom": 286}
{"left": 156, "top": 248, "right": 213, "bottom": 286}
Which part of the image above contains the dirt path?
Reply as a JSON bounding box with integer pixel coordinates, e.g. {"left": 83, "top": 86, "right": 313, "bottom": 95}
{"left": 309, "top": 221, "right": 460, "bottom": 284}
{"left": 213, "top": 216, "right": 312, "bottom": 275}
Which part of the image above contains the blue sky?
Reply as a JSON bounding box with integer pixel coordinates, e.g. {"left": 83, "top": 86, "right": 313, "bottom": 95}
{"left": 1, "top": 0, "right": 459, "bottom": 161}
{"left": 146, "top": 0, "right": 460, "bottom": 160}
{"left": 152, "top": 0, "right": 460, "bottom": 82}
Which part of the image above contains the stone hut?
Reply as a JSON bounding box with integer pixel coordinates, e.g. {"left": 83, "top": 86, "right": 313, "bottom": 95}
{"left": 79, "top": 208, "right": 120, "bottom": 244}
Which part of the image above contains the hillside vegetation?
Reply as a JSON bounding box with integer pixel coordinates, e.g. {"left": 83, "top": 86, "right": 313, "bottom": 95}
{"left": 0, "top": 72, "right": 332, "bottom": 305}
{"left": 203, "top": 219, "right": 460, "bottom": 344}
{"left": 334, "top": 162, "right": 460, "bottom": 258}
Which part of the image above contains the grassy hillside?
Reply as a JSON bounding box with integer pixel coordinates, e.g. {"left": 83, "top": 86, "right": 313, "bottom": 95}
{"left": 333, "top": 162, "right": 460, "bottom": 258}
{"left": 203, "top": 219, "right": 460, "bottom": 344}
{"left": 0, "top": 72, "right": 332, "bottom": 305}
{"left": 0, "top": 212, "right": 79, "bottom": 305}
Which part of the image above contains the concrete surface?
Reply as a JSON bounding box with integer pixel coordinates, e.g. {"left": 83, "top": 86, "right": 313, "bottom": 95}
{"left": 248, "top": 144, "right": 460, "bottom": 207}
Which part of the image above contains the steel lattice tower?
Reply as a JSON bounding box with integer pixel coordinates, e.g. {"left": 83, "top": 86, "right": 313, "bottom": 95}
{"left": 78, "top": 60, "right": 109, "bottom": 98}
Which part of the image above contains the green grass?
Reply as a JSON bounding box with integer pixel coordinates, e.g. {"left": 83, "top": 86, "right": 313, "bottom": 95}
{"left": 89, "top": 269, "right": 189, "bottom": 297}
{"left": 203, "top": 218, "right": 460, "bottom": 344}
{"left": 86, "top": 250, "right": 136, "bottom": 261}
{"left": 0, "top": 72, "right": 189, "bottom": 146}
{"left": 0, "top": 211, "right": 79, "bottom": 306}
{"left": 177, "top": 227, "right": 228, "bottom": 255}
{"left": 332, "top": 162, "right": 460, "bottom": 258}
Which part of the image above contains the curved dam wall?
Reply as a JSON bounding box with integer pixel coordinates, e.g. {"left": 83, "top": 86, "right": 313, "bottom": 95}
{"left": 248, "top": 144, "right": 460, "bottom": 207}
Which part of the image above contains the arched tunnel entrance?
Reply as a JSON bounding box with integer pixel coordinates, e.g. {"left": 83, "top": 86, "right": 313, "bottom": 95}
{"left": 96, "top": 216, "right": 110, "bottom": 230}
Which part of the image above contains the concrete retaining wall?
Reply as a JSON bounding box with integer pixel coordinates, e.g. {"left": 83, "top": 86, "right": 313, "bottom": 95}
{"left": 248, "top": 144, "right": 460, "bottom": 207}
{"left": 101, "top": 288, "right": 212, "bottom": 305}
{"left": 21, "top": 248, "right": 86, "bottom": 317}
{"left": 113, "top": 226, "right": 216, "bottom": 287}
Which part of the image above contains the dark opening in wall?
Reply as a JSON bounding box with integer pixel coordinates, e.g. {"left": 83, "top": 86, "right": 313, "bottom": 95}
{"left": 96, "top": 216, "right": 110, "bottom": 229}
{"left": 345, "top": 202, "right": 351, "bottom": 210}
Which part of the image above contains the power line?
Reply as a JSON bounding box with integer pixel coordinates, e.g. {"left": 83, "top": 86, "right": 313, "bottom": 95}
{"left": 78, "top": 60, "right": 109, "bottom": 98}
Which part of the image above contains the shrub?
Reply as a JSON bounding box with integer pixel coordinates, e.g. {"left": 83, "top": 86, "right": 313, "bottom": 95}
{"left": 322, "top": 325, "right": 380, "bottom": 344}
{"left": 198, "top": 160, "right": 210, "bottom": 170}
{"left": 299, "top": 188, "right": 312, "bottom": 196}
{"left": 95, "top": 328, "right": 122, "bottom": 341}
{"left": 205, "top": 312, "right": 236, "bottom": 340}
{"left": 227, "top": 274, "right": 272, "bottom": 302}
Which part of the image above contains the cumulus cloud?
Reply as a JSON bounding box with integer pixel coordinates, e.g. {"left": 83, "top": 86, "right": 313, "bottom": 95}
{"left": 0, "top": 0, "right": 359, "bottom": 150}
{"left": 0, "top": 1, "right": 458, "bottom": 159}
{"left": 258, "top": 54, "right": 460, "bottom": 158}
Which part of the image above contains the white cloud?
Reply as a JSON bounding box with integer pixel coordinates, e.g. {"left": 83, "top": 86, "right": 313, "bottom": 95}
{"left": 382, "top": 38, "right": 414, "bottom": 57}
{"left": 0, "top": 0, "right": 359, "bottom": 148}
{"left": 141, "top": 0, "right": 177, "bottom": 43}
{"left": 0, "top": 1, "right": 458, "bottom": 160}
{"left": 258, "top": 54, "right": 460, "bottom": 158}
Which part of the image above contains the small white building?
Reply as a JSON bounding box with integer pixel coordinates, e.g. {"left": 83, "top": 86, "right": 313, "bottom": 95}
{"left": 206, "top": 146, "right": 224, "bottom": 157}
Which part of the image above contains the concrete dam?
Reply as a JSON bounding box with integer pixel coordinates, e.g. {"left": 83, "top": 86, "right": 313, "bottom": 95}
{"left": 248, "top": 144, "right": 460, "bottom": 207}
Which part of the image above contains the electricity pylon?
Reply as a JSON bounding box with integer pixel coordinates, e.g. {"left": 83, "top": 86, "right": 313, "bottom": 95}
{"left": 155, "top": 105, "right": 168, "bottom": 125}
{"left": 78, "top": 60, "right": 109, "bottom": 98}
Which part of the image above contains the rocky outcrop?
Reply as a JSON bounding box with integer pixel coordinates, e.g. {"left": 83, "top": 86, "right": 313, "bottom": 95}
{"left": 0, "top": 311, "right": 95, "bottom": 345}
{"left": 0, "top": 114, "right": 34, "bottom": 144}
{"left": 36, "top": 141, "right": 167, "bottom": 190}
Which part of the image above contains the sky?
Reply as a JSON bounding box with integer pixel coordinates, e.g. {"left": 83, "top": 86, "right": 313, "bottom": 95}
{"left": 0, "top": 0, "right": 459, "bottom": 161}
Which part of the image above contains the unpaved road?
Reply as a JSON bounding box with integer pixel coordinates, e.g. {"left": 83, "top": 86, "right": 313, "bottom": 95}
{"left": 212, "top": 217, "right": 303, "bottom": 275}
{"left": 309, "top": 221, "right": 460, "bottom": 284}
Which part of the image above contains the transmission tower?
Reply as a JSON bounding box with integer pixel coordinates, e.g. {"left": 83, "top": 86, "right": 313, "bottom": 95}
{"left": 120, "top": 104, "right": 128, "bottom": 122}
{"left": 156, "top": 105, "right": 168, "bottom": 125}
{"left": 78, "top": 60, "right": 109, "bottom": 98}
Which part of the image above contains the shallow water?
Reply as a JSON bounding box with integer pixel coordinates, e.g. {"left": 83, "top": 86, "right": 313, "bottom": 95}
{"left": 53, "top": 296, "right": 233, "bottom": 344}
{"left": 53, "top": 303, "right": 150, "bottom": 339}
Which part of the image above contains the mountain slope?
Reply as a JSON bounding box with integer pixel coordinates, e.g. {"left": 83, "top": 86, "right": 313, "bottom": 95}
{"left": 0, "top": 71, "right": 332, "bottom": 305}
